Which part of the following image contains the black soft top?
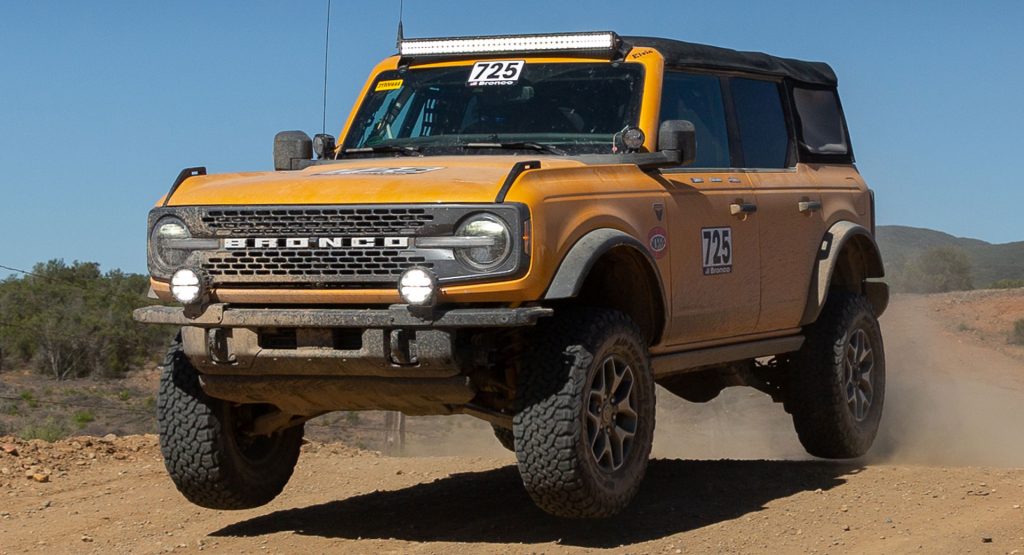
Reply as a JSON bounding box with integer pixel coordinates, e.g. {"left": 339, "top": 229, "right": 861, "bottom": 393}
{"left": 623, "top": 36, "right": 837, "bottom": 87}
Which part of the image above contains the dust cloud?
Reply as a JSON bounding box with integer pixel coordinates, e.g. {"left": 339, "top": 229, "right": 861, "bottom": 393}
{"left": 654, "top": 295, "right": 1024, "bottom": 467}
{"left": 869, "top": 295, "right": 1024, "bottom": 466}
{"left": 384, "top": 295, "right": 1024, "bottom": 467}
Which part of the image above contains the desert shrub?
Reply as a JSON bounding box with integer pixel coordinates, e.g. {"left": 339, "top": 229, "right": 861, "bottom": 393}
{"left": 20, "top": 417, "right": 69, "bottom": 442}
{"left": 117, "top": 390, "right": 131, "bottom": 402}
{"left": 0, "top": 260, "right": 174, "bottom": 380}
{"left": 19, "top": 391, "right": 38, "bottom": 408}
{"left": 900, "top": 246, "right": 973, "bottom": 293}
{"left": 990, "top": 279, "right": 1024, "bottom": 290}
{"left": 1010, "top": 319, "right": 1024, "bottom": 346}
{"left": 72, "top": 410, "right": 95, "bottom": 428}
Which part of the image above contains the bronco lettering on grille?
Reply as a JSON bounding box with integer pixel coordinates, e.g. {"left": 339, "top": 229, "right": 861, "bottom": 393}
{"left": 221, "top": 237, "right": 410, "bottom": 249}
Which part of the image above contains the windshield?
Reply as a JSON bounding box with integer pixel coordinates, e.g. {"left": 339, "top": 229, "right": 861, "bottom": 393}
{"left": 342, "top": 62, "right": 644, "bottom": 156}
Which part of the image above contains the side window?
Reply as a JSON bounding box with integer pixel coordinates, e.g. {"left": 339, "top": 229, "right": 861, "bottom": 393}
{"left": 730, "top": 78, "right": 790, "bottom": 168}
{"left": 793, "top": 87, "right": 849, "bottom": 156}
{"left": 660, "top": 72, "right": 730, "bottom": 168}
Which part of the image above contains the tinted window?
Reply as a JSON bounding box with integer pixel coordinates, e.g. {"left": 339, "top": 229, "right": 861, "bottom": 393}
{"left": 793, "top": 88, "right": 849, "bottom": 155}
{"left": 731, "top": 78, "right": 789, "bottom": 168}
{"left": 660, "top": 72, "right": 730, "bottom": 168}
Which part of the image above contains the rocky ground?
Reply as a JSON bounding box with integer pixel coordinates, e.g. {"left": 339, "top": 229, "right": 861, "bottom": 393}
{"left": 0, "top": 292, "right": 1022, "bottom": 554}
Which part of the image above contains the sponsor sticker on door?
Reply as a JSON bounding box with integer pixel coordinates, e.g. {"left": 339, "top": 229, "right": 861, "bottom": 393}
{"left": 701, "top": 227, "right": 733, "bottom": 275}
{"left": 648, "top": 227, "right": 668, "bottom": 259}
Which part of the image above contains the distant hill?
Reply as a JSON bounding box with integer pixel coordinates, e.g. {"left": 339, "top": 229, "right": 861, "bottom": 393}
{"left": 877, "top": 225, "right": 1024, "bottom": 288}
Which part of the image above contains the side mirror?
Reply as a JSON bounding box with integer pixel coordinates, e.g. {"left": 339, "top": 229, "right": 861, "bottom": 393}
{"left": 273, "top": 131, "right": 313, "bottom": 171}
{"left": 657, "top": 120, "right": 697, "bottom": 166}
{"left": 312, "top": 134, "right": 337, "bottom": 160}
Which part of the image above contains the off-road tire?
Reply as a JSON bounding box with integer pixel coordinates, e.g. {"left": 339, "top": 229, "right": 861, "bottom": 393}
{"left": 157, "top": 334, "right": 304, "bottom": 510}
{"left": 513, "top": 308, "right": 655, "bottom": 518}
{"left": 788, "top": 293, "right": 886, "bottom": 459}
{"left": 492, "top": 424, "right": 515, "bottom": 452}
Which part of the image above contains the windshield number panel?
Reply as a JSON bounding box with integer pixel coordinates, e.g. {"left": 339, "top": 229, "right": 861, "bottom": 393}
{"left": 467, "top": 60, "right": 525, "bottom": 86}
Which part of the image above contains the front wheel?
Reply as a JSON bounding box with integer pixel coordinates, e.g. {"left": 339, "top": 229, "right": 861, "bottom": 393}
{"left": 787, "top": 293, "right": 886, "bottom": 458}
{"left": 157, "top": 334, "right": 304, "bottom": 509}
{"left": 513, "top": 308, "right": 655, "bottom": 518}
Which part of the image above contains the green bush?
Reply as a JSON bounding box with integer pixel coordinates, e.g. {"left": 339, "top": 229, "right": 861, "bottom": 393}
{"left": 72, "top": 410, "right": 95, "bottom": 428}
{"left": 19, "top": 391, "right": 38, "bottom": 408}
{"left": 1010, "top": 319, "right": 1024, "bottom": 346}
{"left": 20, "top": 418, "right": 69, "bottom": 442}
{"left": 117, "top": 390, "right": 131, "bottom": 402}
{"left": 990, "top": 279, "right": 1024, "bottom": 290}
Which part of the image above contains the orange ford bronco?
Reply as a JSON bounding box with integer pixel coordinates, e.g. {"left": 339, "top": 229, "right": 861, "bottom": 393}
{"left": 135, "top": 32, "right": 888, "bottom": 518}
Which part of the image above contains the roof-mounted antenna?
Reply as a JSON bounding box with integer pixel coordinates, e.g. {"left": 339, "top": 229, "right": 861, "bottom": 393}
{"left": 396, "top": 0, "right": 404, "bottom": 50}
{"left": 321, "top": 0, "right": 332, "bottom": 135}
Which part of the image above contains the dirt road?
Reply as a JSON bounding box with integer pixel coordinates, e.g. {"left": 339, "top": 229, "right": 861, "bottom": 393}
{"left": 2, "top": 295, "right": 1023, "bottom": 554}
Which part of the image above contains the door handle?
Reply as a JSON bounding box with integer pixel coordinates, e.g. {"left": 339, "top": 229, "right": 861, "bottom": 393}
{"left": 730, "top": 203, "right": 757, "bottom": 216}
{"left": 798, "top": 200, "right": 822, "bottom": 214}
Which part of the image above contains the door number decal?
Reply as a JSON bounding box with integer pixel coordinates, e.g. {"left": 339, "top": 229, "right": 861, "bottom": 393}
{"left": 701, "top": 227, "right": 733, "bottom": 276}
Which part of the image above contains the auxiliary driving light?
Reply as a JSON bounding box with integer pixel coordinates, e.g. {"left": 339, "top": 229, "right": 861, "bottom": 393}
{"left": 170, "top": 269, "right": 202, "bottom": 304}
{"left": 399, "top": 268, "right": 437, "bottom": 306}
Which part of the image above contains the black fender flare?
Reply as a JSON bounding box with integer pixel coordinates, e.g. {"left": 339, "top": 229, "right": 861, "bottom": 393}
{"left": 543, "top": 229, "right": 668, "bottom": 343}
{"left": 801, "top": 221, "right": 888, "bottom": 325}
{"left": 544, "top": 228, "right": 663, "bottom": 300}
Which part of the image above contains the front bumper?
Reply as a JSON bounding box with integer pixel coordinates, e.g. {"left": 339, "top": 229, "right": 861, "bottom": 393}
{"left": 133, "top": 303, "right": 551, "bottom": 415}
{"left": 133, "top": 303, "right": 552, "bottom": 329}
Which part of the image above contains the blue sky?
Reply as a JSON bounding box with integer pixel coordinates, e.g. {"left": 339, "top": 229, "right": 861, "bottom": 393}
{"left": 1, "top": 1, "right": 1022, "bottom": 275}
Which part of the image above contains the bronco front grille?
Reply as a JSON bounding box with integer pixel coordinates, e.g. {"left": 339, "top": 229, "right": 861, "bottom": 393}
{"left": 204, "top": 249, "right": 433, "bottom": 281}
{"left": 201, "top": 207, "right": 434, "bottom": 236}
{"left": 148, "top": 204, "right": 528, "bottom": 287}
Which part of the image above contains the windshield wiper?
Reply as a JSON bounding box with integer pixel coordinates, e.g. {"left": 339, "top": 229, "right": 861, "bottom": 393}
{"left": 463, "top": 141, "right": 567, "bottom": 156}
{"left": 343, "top": 145, "right": 422, "bottom": 157}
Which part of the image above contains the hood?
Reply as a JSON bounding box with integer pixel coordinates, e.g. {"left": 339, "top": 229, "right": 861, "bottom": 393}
{"left": 165, "top": 155, "right": 586, "bottom": 206}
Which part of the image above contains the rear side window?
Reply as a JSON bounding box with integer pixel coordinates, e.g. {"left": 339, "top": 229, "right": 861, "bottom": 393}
{"left": 730, "top": 78, "right": 789, "bottom": 168}
{"left": 660, "top": 72, "right": 730, "bottom": 168}
{"left": 793, "top": 88, "right": 849, "bottom": 156}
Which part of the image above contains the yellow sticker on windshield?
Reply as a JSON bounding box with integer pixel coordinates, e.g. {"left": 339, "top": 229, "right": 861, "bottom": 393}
{"left": 375, "top": 79, "right": 403, "bottom": 92}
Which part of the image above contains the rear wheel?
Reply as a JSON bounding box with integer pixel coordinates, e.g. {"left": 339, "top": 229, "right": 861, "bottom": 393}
{"left": 788, "top": 294, "right": 885, "bottom": 458}
{"left": 513, "top": 308, "right": 654, "bottom": 518}
{"left": 157, "top": 334, "right": 304, "bottom": 509}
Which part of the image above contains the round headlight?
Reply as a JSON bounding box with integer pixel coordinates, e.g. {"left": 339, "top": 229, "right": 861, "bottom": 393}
{"left": 454, "top": 214, "right": 511, "bottom": 271}
{"left": 151, "top": 217, "right": 191, "bottom": 270}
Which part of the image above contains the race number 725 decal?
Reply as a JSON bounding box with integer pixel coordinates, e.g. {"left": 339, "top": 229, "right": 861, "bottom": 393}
{"left": 467, "top": 60, "right": 525, "bottom": 86}
{"left": 701, "top": 227, "right": 733, "bottom": 276}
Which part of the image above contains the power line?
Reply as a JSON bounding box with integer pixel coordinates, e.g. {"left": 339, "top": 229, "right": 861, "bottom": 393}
{"left": 0, "top": 261, "right": 155, "bottom": 302}
{"left": 0, "top": 264, "right": 47, "bottom": 281}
